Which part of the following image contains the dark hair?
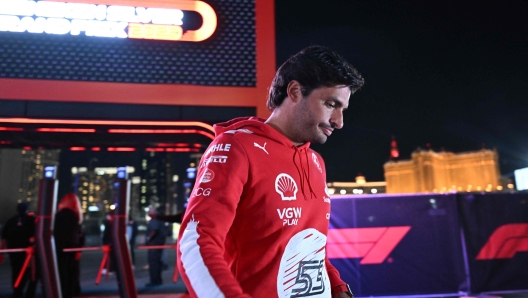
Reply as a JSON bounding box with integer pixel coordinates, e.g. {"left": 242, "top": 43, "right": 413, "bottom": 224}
{"left": 267, "top": 45, "right": 365, "bottom": 110}
{"left": 17, "top": 202, "right": 28, "bottom": 215}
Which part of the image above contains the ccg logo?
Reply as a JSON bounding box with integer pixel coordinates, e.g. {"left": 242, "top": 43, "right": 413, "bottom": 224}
{"left": 275, "top": 173, "right": 298, "bottom": 201}
{"left": 312, "top": 152, "right": 322, "bottom": 173}
{"left": 192, "top": 188, "right": 211, "bottom": 197}
{"left": 199, "top": 168, "right": 214, "bottom": 183}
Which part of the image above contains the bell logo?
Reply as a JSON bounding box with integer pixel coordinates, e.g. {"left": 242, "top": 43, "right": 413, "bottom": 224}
{"left": 275, "top": 173, "right": 298, "bottom": 201}
{"left": 327, "top": 226, "right": 411, "bottom": 264}
{"left": 476, "top": 223, "right": 528, "bottom": 260}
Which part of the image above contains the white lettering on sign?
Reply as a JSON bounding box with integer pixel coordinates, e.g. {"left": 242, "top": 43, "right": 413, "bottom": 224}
{"left": 0, "top": 0, "right": 184, "bottom": 39}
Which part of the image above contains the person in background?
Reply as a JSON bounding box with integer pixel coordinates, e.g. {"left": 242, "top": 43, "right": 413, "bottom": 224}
{"left": 126, "top": 215, "right": 139, "bottom": 268}
{"left": 54, "top": 193, "right": 85, "bottom": 298}
{"left": 145, "top": 207, "right": 166, "bottom": 287}
{"left": 101, "top": 210, "right": 115, "bottom": 274}
{"left": 0, "top": 202, "right": 38, "bottom": 298}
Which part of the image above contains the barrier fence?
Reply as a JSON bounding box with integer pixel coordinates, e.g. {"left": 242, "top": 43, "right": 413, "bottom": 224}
{"left": 328, "top": 192, "right": 528, "bottom": 297}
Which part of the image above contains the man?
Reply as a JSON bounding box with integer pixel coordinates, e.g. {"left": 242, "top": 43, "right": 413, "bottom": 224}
{"left": 0, "top": 202, "right": 38, "bottom": 298}
{"left": 177, "top": 45, "right": 364, "bottom": 298}
{"left": 145, "top": 207, "right": 166, "bottom": 287}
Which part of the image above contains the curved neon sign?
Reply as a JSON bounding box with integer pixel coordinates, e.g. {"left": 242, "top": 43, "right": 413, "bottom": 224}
{"left": 0, "top": 0, "right": 217, "bottom": 41}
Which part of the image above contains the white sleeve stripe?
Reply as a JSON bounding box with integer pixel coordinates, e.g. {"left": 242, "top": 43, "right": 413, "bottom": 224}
{"left": 180, "top": 219, "right": 225, "bottom": 298}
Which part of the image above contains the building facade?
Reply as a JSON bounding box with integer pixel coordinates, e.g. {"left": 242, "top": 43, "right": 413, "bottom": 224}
{"left": 384, "top": 149, "right": 501, "bottom": 194}
{"left": 0, "top": 148, "right": 59, "bottom": 222}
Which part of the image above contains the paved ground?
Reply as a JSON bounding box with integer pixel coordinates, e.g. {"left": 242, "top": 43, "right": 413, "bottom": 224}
{"left": 0, "top": 236, "right": 187, "bottom": 297}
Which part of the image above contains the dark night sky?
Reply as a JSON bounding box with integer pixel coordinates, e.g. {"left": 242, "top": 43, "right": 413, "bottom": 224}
{"left": 275, "top": 0, "right": 528, "bottom": 182}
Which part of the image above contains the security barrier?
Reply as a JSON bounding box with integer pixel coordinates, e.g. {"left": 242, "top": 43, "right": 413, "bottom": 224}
{"left": 329, "top": 192, "right": 528, "bottom": 297}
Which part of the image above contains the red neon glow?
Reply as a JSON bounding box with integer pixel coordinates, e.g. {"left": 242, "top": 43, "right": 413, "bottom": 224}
{"left": 70, "top": 147, "right": 86, "bottom": 151}
{"left": 0, "top": 141, "right": 13, "bottom": 144}
{"left": 0, "top": 118, "right": 214, "bottom": 132}
{"left": 108, "top": 129, "right": 214, "bottom": 140}
{"left": 91, "top": 147, "right": 101, "bottom": 151}
{"left": 37, "top": 128, "right": 96, "bottom": 133}
{"left": 23, "top": 146, "right": 32, "bottom": 150}
{"left": 193, "top": 143, "right": 202, "bottom": 148}
{"left": 327, "top": 226, "right": 411, "bottom": 264}
{"left": 146, "top": 148, "right": 165, "bottom": 152}
{"left": 476, "top": 223, "right": 528, "bottom": 260}
{"left": 107, "top": 147, "right": 136, "bottom": 152}
{"left": 0, "top": 127, "right": 23, "bottom": 131}
{"left": 157, "top": 143, "right": 190, "bottom": 147}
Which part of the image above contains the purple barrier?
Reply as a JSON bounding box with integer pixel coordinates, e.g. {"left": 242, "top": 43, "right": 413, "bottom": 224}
{"left": 457, "top": 192, "right": 528, "bottom": 293}
{"left": 328, "top": 193, "right": 467, "bottom": 297}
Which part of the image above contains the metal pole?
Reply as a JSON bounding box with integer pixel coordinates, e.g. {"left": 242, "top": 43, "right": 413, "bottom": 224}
{"left": 111, "top": 166, "right": 137, "bottom": 298}
{"left": 36, "top": 166, "right": 62, "bottom": 298}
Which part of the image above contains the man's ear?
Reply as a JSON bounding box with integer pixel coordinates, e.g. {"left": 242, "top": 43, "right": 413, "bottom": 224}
{"left": 286, "top": 80, "right": 303, "bottom": 103}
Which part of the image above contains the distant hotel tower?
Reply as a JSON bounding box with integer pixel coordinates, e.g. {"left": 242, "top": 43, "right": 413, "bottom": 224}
{"left": 384, "top": 149, "right": 501, "bottom": 194}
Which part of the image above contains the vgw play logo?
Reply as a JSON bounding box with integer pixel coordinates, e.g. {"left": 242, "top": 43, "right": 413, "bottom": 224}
{"left": 0, "top": 0, "right": 216, "bottom": 41}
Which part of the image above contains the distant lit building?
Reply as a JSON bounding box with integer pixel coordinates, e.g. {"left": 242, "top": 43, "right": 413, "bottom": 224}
{"left": 72, "top": 166, "right": 135, "bottom": 218}
{"left": 327, "top": 175, "right": 386, "bottom": 195}
{"left": 0, "top": 148, "right": 59, "bottom": 222}
{"left": 384, "top": 149, "right": 503, "bottom": 194}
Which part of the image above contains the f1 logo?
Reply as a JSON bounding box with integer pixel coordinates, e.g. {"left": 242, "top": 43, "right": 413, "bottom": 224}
{"left": 476, "top": 223, "right": 528, "bottom": 260}
{"left": 327, "top": 226, "right": 411, "bottom": 264}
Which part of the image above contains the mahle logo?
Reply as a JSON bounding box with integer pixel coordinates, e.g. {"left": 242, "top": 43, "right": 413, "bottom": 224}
{"left": 0, "top": 0, "right": 216, "bottom": 41}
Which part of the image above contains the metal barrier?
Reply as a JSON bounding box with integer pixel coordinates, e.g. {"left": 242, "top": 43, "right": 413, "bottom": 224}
{"left": 137, "top": 244, "right": 179, "bottom": 283}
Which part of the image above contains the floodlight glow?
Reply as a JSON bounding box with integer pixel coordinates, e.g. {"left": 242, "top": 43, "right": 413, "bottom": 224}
{"left": 514, "top": 167, "right": 528, "bottom": 191}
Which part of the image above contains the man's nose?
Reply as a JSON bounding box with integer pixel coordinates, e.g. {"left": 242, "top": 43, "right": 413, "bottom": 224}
{"left": 331, "top": 110, "right": 344, "bottom": 129}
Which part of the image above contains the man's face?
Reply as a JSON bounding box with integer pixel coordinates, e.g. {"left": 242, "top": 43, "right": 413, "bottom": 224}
{"left": 291, "top": 85, "right": 350, "bottom": 144}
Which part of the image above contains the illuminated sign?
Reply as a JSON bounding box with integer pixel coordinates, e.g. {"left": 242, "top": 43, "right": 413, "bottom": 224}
{"left": 0, "top": 0, "right": 216, "bottom": 41}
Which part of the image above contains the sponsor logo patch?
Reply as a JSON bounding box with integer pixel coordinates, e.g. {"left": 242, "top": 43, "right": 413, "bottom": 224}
{"left": 253, "top": 142, "right": 268, "bottom": 154}
{"left": 205, "top": 143, "right": 231, "bottom": 156}
{"left": 277, "top": 207, "right": 302, "bottom": 226}
{"left": 312, "top": 152, "right": 322, "bottom": 173}
{"left": 192, "top": 188, "right": 211, "bottom": 197}
{"left": 275, "top": 173, "right": 298, "bottom": 201}
{"left": 199, "top": 168, "right": 214, "bottom": 183}
{"left": 201, "top": 155, "right": 228, "bottom": 167}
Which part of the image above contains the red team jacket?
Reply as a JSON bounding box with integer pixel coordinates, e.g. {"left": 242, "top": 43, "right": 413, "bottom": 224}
{"left": 177, "top": 117, "right": 346, "bottom": 298}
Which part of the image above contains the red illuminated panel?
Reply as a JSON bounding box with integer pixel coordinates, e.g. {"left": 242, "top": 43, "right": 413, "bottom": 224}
{"left": 0, "top": 141, "right": 13, "bottom": 144}
{"left": 37, "top": 128, "right": 96, "bottom": 133}
{"left": 0, "top": 127, "right": 23, "bottom": 131}
{"left": 70, "top": 147, "right": 87, "bottom": 151}
{"left": 108, "top": 129, "right": 214, "bottom": 140}
{"left": 91, "top": 147, "right": 101, "bottom": 151}
{"left": 0, "top": 118, "right": 214, "bottom": 132}
{"left": 107, "top": 147, "right": 136, "bottom": 152}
